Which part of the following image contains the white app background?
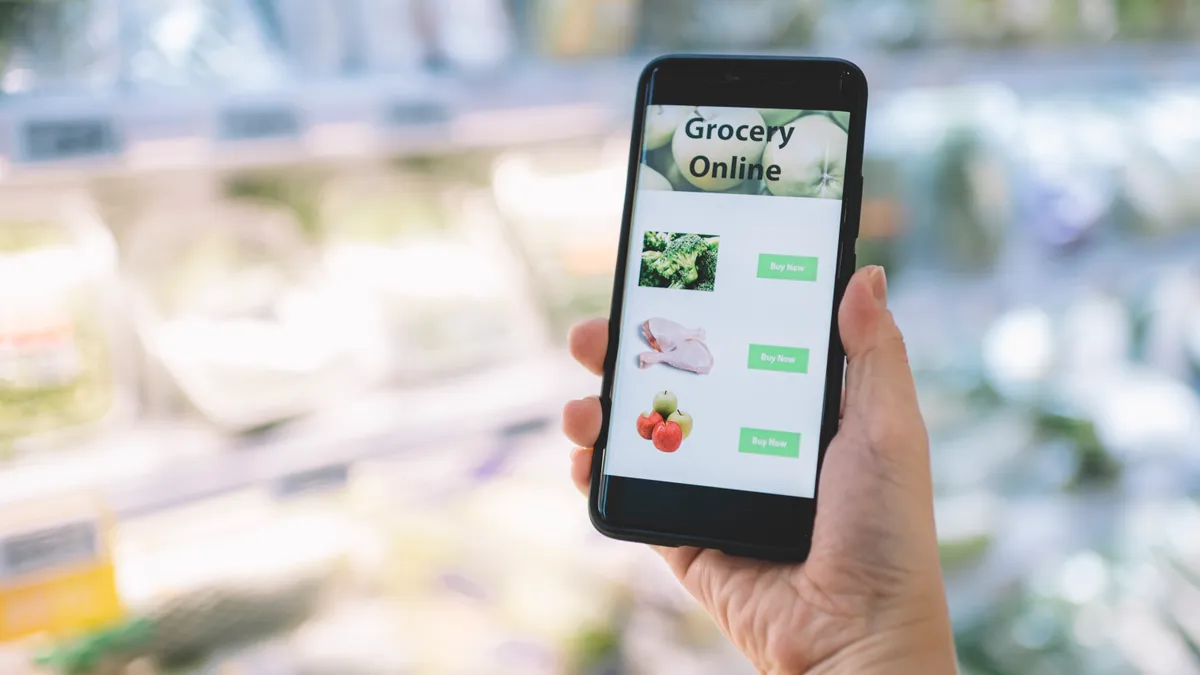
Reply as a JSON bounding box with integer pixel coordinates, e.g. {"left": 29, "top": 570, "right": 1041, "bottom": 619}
{"left": 604, "top": 187, "right": 844, "bottom": 498}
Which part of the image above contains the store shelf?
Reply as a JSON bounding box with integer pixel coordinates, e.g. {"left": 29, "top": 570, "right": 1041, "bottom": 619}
{"left": 0, "top": 353, "right": 598, "bottom": 519}
{"left": 855, "top": 42, "right": 1200, "bottom": 94}
{"left": 0, "top": 64, "right": 636, "bottom": 184}
{"left": 5, "top": 44, "right": 1200, "bottom": 184}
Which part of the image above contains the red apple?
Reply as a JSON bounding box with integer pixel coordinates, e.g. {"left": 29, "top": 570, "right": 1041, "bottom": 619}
{"left": 636, "top": 411, "right": 663, "bottom": 440}
{"left": 652, "top": 421, "right": 683, "bottom": 453}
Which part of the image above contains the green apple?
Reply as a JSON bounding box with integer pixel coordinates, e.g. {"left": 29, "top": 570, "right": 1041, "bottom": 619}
{"left": 652, "top": 390, "right": 678, "bottom": 417}
{"left": 644, "top": 105, "right": 693, "bottom": 150}
{"left": 672, "top": 106, "right": 766, "bottom": 192}
{"left": 759, "top": 108, "right": 803, "bottom": 126}
{"left": 640, "top": 164, "right": 673, "bottom": 191}
{"left": 644, "top": 145, "right": 674, "bottom": 174}
{"left": 667, "top": 410, "right": 693, "bottom": 439}
{"left": 660, "top": 158, "right": 692, "bottom": 191}
{"left": 763, "top": 115, "right": 848, "bottom": 199}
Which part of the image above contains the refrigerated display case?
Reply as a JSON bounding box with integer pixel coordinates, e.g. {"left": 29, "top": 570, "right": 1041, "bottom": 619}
{"left": 489, "top": 138, "right": 626, "bottom": 341}
{"left": 124, "top": 184, "right": 388, "bottom": 431}
{"left": 3, "top": 3, "right": 1200, "bottom": 673}
{"left": 318, "top": 167, "right": 547, "bottom": 381}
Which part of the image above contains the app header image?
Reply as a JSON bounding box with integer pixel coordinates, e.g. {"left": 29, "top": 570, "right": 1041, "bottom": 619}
{"left": 640, "top": 105, "right": 849, "bottom": 199}
{"left": 638, "top": 231, "right": 719, "bottom": 292}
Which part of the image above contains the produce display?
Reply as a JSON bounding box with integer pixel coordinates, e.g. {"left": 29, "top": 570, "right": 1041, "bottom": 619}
{"left": 125, "top": 193, "right": 385, "bottom": 431}
{"left": 4, "top": 431, "right": 738, "bottom": 675}
{"left": 0, "top": 199, "right": 121, "bottom": 445}
{"left": 5, "top": 8, "right": 1200, "bottom": 675}
{"left": 318, "top": 170, "right": 538, "bottom": 380}
{"left": 35, "top": 577, "right": 328, "bottom": 675}
{"left": 489, "top": 142, "right": 624, "bottom": 342}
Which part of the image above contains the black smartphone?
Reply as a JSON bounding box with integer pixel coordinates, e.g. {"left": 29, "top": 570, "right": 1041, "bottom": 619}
{"left": 589, "top": 55, "right": 867, "bottom": 561}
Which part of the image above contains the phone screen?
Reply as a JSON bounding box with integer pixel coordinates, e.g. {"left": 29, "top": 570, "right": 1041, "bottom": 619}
{"left": 603, "top": 106, "right": 851, "bottom": 499}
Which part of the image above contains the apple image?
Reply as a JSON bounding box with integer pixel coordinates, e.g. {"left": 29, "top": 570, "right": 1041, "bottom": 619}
{"left": 759, "top": 108, "right": 802, "bottom": 126}
{"left": 667, "top": 410, "right": 693, "bottom": 439}
{"left": 652, "top": 390, "right": 678, "bottom": 417}
{"left": 827, "top": 111, "right": 850, "bottom": 132}
{"left": 652, "top": 421, "right": 683, "bottom": 452}
{"left": 644, "top": 145, "right": 674, "bottom": 174}
{"left": 763, "top": 114, "right": 848, "bottom": 199}
{"left": 640, "top": 164, "right": 673, "bottom": 191}
{"left": 644, "top": 105, "right": 693, "bottom": 150}
{"left": 659, "top": 158, "right": 692, "bottom": 191}
{"left": 636, "top": 411, "right": 664, "bottom": 439}
{"left": 672, "top": 106, "right": 767, "bottom": 192}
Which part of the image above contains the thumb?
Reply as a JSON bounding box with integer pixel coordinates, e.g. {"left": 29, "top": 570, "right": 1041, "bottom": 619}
{"left": 837, "top": 266, "right": 924, "bottom": 450}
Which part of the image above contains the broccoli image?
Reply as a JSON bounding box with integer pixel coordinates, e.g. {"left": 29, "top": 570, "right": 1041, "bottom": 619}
{"left": 637, "top": 232, "right": 719, "bottom": 291}
{"left": 642, "top": 231, "right": 670, "bottom": 252}
{"left": 698, "top": 246, "right": 718, "bottom": 283}
{"left": 662, "top": 234, "right": 706, "bottom": 284}
{"left": 696, "top": 279, "right": 715, "bottom": 292}
{"left": 639, "top": 252, "right": 664, "bottom": 287}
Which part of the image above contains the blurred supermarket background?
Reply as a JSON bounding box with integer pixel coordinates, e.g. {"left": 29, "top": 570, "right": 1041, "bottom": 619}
{"left": 2, "top": 0, "right": 1200, "bottom": 673}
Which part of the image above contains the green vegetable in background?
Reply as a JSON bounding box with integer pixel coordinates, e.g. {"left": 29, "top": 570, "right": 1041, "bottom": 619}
{"left": 1034, "top": 411, "right": 1121, "bottom": 489}
{"left": 225, "top": 172, "right": 323, "bottom": 241}
{"left": 35, "top": 619, "right": 153, "bottom": 675}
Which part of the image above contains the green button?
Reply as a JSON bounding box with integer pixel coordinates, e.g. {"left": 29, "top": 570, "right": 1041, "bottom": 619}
{"left": 738, "top": 428, "right": 802, "bottom": 458}
{"left": 748, "top": 344, "right": 809, "bottom": 373}
{"left": 757, "top": 254, "right": 818, "bottom": 281}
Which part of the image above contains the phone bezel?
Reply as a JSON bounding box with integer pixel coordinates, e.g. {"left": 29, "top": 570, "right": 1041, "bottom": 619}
{"left": 589, "top": 55, "right": 868, "bottom": 561}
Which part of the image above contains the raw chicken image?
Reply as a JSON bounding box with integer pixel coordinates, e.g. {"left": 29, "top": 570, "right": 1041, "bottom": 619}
{"left": 642, "top": 318, "right": 705, "bottom": 352}
{"left": 639, "top": 339, "right": 714, "bottom": 374}
{"left": 638, "top": 317, "right": 714, "bottom": 374}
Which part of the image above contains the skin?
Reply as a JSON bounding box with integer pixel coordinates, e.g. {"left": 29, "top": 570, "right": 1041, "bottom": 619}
{"left": 562, "top": 266, "right": 958, "bottom": 675}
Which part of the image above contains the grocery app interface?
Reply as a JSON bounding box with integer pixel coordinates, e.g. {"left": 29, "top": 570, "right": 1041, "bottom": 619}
{"left": 606, "top": 105, "right": 850, "bottom": 498}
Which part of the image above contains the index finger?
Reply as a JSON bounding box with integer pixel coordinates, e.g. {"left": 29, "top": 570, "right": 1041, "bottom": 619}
{"left": 568, "top": 318, "right": 608, "bottom": 376}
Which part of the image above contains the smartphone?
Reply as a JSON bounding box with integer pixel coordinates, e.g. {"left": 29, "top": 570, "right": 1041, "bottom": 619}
{"left": 590, "top": 56, "right": 867, "bottom": 561}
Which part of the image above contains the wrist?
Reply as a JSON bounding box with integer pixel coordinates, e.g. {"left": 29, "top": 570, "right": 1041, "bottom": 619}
{"left": 800, "top": 614, "right": 957, "bottom": 675}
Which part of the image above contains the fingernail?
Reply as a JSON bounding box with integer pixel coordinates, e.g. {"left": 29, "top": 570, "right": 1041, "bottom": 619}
{"left": 868, "top": 266, "right": 888, "bottom": 306}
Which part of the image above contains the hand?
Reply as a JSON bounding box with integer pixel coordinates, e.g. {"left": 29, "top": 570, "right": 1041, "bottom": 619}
{"left": 562, "top": 266, "right": 957, "bottom": 675}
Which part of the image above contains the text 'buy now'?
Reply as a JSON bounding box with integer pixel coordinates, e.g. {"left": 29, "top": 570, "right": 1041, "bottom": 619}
{"left": 738, "top": 428, "right": 802, "bottom": 458}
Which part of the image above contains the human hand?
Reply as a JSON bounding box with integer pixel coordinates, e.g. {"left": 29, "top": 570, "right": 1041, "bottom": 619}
{"left": 562, "top": 266, "right": 957, "bottom": 675}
